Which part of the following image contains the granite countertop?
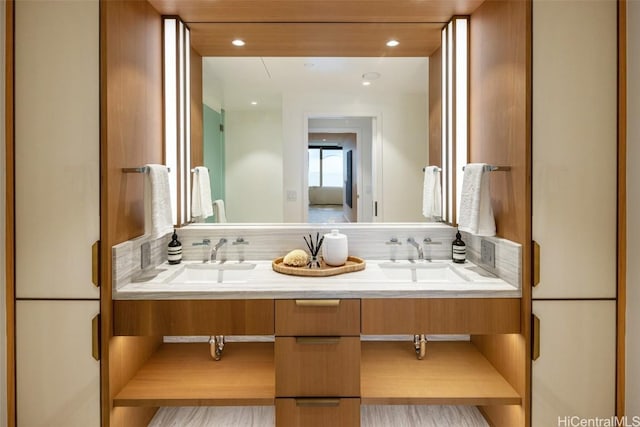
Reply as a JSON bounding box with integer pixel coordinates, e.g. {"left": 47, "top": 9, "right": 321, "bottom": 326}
{"left": 113, "top": 259, "right": 521, "bottom": 300}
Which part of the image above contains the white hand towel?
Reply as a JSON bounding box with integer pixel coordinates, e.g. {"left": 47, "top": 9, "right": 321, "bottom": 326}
{"left": 144, "top": 164, "right": 173, "bottom": 238}
{"left": 191, "top": 166, "right": 214, "bottom": 221}
{"left": 457, "top": 163, "right": 496, "bottom": 236}
{"left": 213, "top": 199, "right": 227, "bottom": 223}
{"left": 422, "top": 166, "right": 442, "bottom": 221}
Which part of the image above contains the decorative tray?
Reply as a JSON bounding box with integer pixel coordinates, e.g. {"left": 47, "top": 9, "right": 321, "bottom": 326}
{"left": 272, "top": 256, "right": 366, "bottom": 277}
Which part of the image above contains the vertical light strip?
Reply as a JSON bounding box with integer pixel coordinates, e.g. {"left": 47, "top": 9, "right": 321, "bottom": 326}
{"left": 455, "top": 18, "right": 469, "bottom": 224}
{"left": 163, "top": 18, "right": 178, "bottom": 225}
{"left": 184, "top": 27, "right": 192, "bottom": 222}
{"left": 178, "top": 21, "right": 186, "bottom": 224}
{"left": 441, "top": 27, "right": 448, "bottom": 222}
{"left": 447, "top": 21, "right": 454, "bottom": 223}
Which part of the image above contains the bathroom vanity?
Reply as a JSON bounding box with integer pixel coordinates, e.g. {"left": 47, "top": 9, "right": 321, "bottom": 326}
{"left": 111, "top": 231, "right": 522, "bottom": 427}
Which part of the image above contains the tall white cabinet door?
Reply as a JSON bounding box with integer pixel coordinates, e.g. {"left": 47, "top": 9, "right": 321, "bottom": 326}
{"left": 532, "top": 0, "right": 617, "bottom": 299}
{"left": 14, "top": 0, "right": 100, "bottom": 299}
{"left": 532, "top": 300, "right": 616, "bottom": 427}
{"left": 16, "top": 301, "right": 100, "bottom": 427}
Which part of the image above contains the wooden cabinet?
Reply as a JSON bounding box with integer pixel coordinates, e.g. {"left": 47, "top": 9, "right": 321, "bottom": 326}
{"left": 275, "top": 299, "right": 361, "bottom": 425}
{"left": 113, "top": 299, "right": 275, "bottom": 335}
{"left": 13, "top": 1, "right": 101, "bottom": 426}
{"left": 112, "top": 296, "right": 521, "bottom": 426}
{"left": 532, "top": 0, "right": 618, "bottom": 424}
{"left": 276, "top": 398, "right": 360, "bottom": 427}
{"left": 275, "top": 337, "right": 360, "bottom": 397}
{"left": 16, "top": 301, "right": 100, "bottom": 427}
{"left": 275, "top": 299, "right": 360, "bottom": 336}
{"left": 361, "top": 298, "right": 520, "bottom": 334}
{"left": 532, "top": 301, "right": 615, "bottom": 426}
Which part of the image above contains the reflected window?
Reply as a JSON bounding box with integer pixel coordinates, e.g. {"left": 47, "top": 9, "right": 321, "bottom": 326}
{"left": 308, "top": 147, "right": 343, "bottom": 188}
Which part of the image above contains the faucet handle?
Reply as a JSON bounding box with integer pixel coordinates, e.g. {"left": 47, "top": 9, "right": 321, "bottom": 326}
{"left": 192, "top": 238, "right": 211, "bottom": 246}
{"left": 386, "top": 237, "right": 402, "bottom": 245}
{"left": 233, "top": 237, "right": 249, "bottom": 245}
{"left": 423, "top": 237, "right": 442, "bottom": 245}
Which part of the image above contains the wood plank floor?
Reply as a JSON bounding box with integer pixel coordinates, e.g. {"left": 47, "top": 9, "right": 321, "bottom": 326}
{"left": 149, "top": 405, "right": 489, "bottom": 426}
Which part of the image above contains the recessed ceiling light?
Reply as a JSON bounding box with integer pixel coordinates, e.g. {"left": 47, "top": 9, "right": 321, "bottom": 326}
{"left": 386, "top": 39, "right": 400, "bottom": 47}
{"left": 232, "top": 39, "right": 245, "bottom": 47}
{"left": 362, "top": 81, "right": 371, "bottom": 86}
{"left": 251, "top": 101, "right": 258, "bottom": 105}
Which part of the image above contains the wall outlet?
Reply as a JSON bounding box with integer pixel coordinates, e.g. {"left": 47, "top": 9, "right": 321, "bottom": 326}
{"left": 140, "top": 242, "right": 151, "bottom": 270}
{"left": 286, "top": 190, "right": 297, "bottom": 201}
{"left": 480, "top": 239, "right": 495, "bottom": 268}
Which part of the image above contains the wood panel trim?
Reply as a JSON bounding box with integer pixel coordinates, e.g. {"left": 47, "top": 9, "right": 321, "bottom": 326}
{"left": 114, "top": 299, "right": 275, "bottom": 336}
{"left": 5, "top": 1, "right": 15, "bottom": 425}
{"left": 147, "top": 0, "right": 485, "bottom": 24}
{"left": 361, "top": 298, "right": 521, "bottom": 335}
{"left": 617, "top": 0, "right": 627, "bottom": 417}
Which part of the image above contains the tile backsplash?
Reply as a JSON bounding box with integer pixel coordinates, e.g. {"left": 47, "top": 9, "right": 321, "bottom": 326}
{"left": 112, "top": 224, "right": 521, "bottom": 290}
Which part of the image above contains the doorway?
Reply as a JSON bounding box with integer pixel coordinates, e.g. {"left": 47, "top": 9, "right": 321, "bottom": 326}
{"left": 306, "top": 116, "right": 375, "bottom": 223}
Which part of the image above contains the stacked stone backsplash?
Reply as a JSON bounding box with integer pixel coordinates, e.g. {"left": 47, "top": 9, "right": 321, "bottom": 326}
{"left": 112, "top": 224, "right": 521, "bottom": 290}
{"left": 460, "top": 231, "right": 521, "bottom": 288}
{"left": 112, "top": 232, "right": 172, "bottom": 290}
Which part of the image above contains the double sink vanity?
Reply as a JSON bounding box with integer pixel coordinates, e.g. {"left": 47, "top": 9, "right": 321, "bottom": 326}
{"left": 111, "top": 225, "right": 522, "bottom": 426}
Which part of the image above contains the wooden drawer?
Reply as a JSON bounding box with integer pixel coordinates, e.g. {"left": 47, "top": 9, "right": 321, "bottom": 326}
{"left": 276, "top": 398, "right": 360, "bottom": 427}
{"left": 361, "top": 298, "right": 521, "bottom": 334}
{"left": 275, "top": 299, "right": 360, "bottom": 336}
{"left": 113, "top": 299, "right": 274, "bottom": 335}
{"left": 275, "top": 337, "right": 360, "bottom": 397}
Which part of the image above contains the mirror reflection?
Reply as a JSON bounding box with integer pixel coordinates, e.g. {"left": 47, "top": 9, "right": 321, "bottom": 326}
{"left": 198, "top": 56, "right": 432, "bottom": 224}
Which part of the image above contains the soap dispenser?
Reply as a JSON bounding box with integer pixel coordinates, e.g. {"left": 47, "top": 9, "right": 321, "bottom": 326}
{"left": 168, "top": 230, "right": 182, "bottom": 265}
{"left": 452, "top": 230, "right": 466, "bottom": 264}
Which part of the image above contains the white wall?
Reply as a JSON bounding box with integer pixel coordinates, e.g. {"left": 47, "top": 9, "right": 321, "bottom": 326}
{"left": 627, "top": 0, "right": 640, "bottom": 417}
{"left": 283, "top": 91, "right": 429, "bottom": 223}
{"left": 225, "top": 109, "right": 284, "bottom": 222}
{"left": 0, "top": 1, "right": 7, "bottom": 424}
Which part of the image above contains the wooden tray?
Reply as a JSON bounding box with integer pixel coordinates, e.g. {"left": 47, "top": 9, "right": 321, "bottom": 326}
{"left": 272, "top": 256, "right": 366, "bottom": 277}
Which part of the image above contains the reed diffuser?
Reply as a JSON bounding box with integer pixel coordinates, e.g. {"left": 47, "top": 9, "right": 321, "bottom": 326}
{"left": 303, "top": 232, "right": 324, "bottom": 268}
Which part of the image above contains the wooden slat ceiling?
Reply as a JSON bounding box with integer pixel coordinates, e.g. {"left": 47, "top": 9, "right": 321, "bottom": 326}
{"left": 148, "top": 0, "right": 485, "bottom": 57}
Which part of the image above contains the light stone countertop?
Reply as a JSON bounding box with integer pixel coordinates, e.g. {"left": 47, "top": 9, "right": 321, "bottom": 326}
{"left": 113, "top": 259, "right": 521, "bottom": 300}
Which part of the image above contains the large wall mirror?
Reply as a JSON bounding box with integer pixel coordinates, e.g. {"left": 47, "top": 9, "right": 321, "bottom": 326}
{"left": 201, "top": 56, "right": 429, "bottom": 224}
{"left": 153, "top": 1, "right": 478, "bottom": 226}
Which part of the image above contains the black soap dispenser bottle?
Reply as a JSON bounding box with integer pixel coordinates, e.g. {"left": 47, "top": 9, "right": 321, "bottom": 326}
{"left": 452, "top": 230, "right": 466, "bottom": 264}
{"left": 168, "top": 230, "right": 182, "bottom": 265}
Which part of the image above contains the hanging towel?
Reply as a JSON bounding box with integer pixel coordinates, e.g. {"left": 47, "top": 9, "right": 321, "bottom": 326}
{"left": 144, "top": 164, "right": 173, "bottom": 238}
{"left": 457, "top": 163, "right": 496, "bottom": 236}
{"left": 213, "top": 199, "right": 227, "bottom": 223}
{"left": 191, "top": 166, "right": 214, "bottom": 221}
{"left": 422, "top": 166, "right": 442, "bottom": 221}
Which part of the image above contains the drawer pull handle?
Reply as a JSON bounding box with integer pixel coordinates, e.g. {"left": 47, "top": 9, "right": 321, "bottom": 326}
{"left": 295, "top": 299, "right": 340, "bottom": 307}
{"left": 296, "top": 398, "right": 340, "bottom": 407}
{"left": 295, "top": 337, "right": 340, "bottom": 345}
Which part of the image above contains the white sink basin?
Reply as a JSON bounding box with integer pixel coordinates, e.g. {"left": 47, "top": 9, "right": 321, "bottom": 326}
{"left": 377, "top": 261, "right": 471, "bottom": 283}
{"left": 164, "top": 262, "right": 257, "bottom": 284}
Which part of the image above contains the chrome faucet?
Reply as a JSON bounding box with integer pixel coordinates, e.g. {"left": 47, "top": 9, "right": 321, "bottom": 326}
{"left": 407, "top": 237, "right": 424, "bottom": 261}
{"left": 210, "top": 238, "right": 228, "bottom": 262}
